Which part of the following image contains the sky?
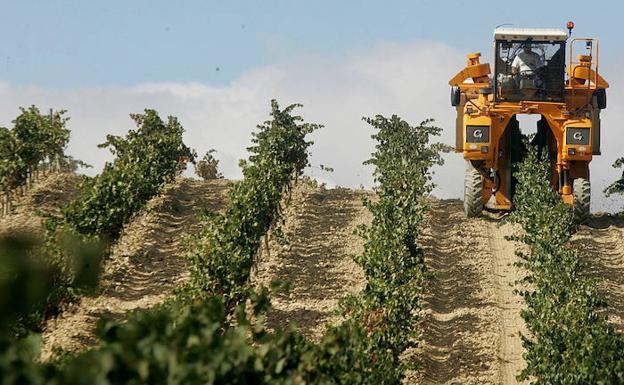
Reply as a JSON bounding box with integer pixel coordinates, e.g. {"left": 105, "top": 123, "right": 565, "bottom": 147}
{"left": 0, "top": 0, "right": 622, "bottom": 211}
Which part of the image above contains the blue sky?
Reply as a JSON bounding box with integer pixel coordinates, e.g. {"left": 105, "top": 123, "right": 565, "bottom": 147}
{"left": 0, "top": 0, "right": 622, "bottom": 211}
{"left": 1, "top": 0, "right": 621, "bottom": 88}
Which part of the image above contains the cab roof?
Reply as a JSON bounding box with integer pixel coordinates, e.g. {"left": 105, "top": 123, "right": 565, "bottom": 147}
{"left": 494, "top": 28, "right": 568, "bottom": 42}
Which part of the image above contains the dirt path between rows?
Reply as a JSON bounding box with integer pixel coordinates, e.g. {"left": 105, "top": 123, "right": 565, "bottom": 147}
{"left": 486, "top": 219, "right": 527, "bottom": 385}
{"left": 414, "top": 201, "right": 526, "bottom": 385}
{"left": 252, "top": 181, "right": 370, "bottom": 340}
{"left": 0, "top": 172, "right": 82, "bottom": 235}
{"left": 573, "top": 216, "right": 624, "bottom": 332}
{"left": 414, "top": 200, "right": 499, "bottom": 385}
{"left": 40, "top": 177, "right": 229, "bottom": 360}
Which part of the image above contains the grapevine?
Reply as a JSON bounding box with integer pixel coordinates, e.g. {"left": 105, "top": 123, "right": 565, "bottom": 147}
{"left": 329, "top": 115, "right": 448, "bottom": 380}
{"left": 0, "top": 107, "right": 71, "bottom": 216}
{"left": 0, "top": 108, "right": 449, "bottom": 384}
{"left": 194, "top": 150, "right": 222, "bottom": 180}
{"left": 509, "top": 144, "right": 624, "bottom": 384}
{"left": 605, "top": 157, "right": 624, "bottom": 197}
{"left": 63, "top": 109, "right": 194, "bottom": 238}
{"left": 184, "top": 100, "right": 320, "bottom": 307}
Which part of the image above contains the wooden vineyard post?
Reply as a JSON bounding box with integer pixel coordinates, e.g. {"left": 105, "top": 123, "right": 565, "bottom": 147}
{"left": 2, "top": 189, "right": 11, "bottom": 217}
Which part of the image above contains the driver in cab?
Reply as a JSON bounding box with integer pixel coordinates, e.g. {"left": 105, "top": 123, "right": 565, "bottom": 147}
{"left": 511, "top": 44, "right": 544, "bottom": 77}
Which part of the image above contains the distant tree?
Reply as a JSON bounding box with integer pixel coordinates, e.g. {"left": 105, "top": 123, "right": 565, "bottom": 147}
{"left": 195, "top": 150, "right": 222, "bottom": 180}
{"left": 59, "top": 156, "right": 92, "bottom": 173}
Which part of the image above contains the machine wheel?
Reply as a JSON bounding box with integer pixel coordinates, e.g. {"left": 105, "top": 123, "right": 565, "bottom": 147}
{"left": 573, "top": 178, "right": 591, "bottom": 224}
{"left": 464, "top": 162, "right": 483, "bottom": 218}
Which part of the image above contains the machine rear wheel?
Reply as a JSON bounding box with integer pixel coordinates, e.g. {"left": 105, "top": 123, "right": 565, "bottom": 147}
{"left": 573, "top": 178, "right": 591, "bottom": 223}
{"left": 464, "top": 162, "right": 483, "bottom": 218}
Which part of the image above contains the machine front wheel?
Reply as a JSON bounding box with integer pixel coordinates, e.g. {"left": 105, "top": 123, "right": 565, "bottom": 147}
{"left": 573, "top": 177, "right": 591, "bottom": 224}
{"left": 464, "top": 162, "right": 483, "bottom": 218}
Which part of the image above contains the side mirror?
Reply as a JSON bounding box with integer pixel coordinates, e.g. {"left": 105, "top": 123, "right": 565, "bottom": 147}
{"left": 451, "top": 87, "right": 461, "bottom": 107}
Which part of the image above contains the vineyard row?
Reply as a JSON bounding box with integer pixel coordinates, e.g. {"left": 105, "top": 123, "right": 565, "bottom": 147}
{"left": 510, "top": 145, "right": 624, "bottom": 384}
{"left": 0, "top": 101, "right": 447, "bottom": 384}
{"left": 0, "top": 107, "right": 72, "bottom": 217}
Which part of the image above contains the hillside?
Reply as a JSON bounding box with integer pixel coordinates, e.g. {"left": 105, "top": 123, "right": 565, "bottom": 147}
{"left": 0, "top": 172, "right": 82, "bottom": 235}
{"left": 4, "top": 173, "right": 624, "bottom": 383}
{"left": 40, "top": 177, "right": 230, "bottom": 360}
{"left": 252, "top": 180, "right": 371, "bottom": 339}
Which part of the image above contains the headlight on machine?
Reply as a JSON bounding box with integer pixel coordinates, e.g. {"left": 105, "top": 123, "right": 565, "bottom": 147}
{"left": 566, "top": 127, "right": 590, "bottom": 145}
{"left": 466, "top": 125, "right": 490, "bottom": 143}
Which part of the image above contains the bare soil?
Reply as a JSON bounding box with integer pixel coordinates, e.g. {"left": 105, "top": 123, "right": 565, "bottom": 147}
{"left": 486, "top": 219, "right": 527, "bottom": 385}
{"left": 0, "top": 172, "right": 82, "bottom": 235}
{"left": 39, "top": 177, "right": 230, "bottom": 360}
{"left": 412, "top": 201, "right": 526, "bottom": 385}
{"left": 251, "top": 180, "right": 370, "bottom": 340}
{"left": 253, "top": 191, "right": 530, "bottom": 384}
{"left": 9, "top": 174, "right": 623, "bottom": 383}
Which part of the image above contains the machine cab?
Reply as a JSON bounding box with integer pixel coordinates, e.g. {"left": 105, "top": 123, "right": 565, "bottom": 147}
{"left": 493, "top": 28, "right": 568, "bottom": 103}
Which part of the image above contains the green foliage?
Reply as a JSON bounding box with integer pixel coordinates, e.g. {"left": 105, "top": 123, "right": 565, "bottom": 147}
{"left": 335, "top": 116, "right": 448, "bottom": 379}
{"left": 195, "top": 149, "right": 222, "bottom": 180}
{"left": 1, "top": 230, "right": 104, "bottom": 336}
{"left": 604, "top": 157, "right": 624, "bottom": 197}
{"left": 8, "top": 108, "right": 192, "bottom": 332}
{"left": 0, "top": 233, "right": 103, "bottom": 352}
{"left": 310, "top": 319, "right": 399, "bottom": 384}
{"left": 59, "top": 156, "right": 92, "bottom": 173}
{"left": 0, "top": 127, "right": 21, "bottom": 191}
{"left": 184, "top": 100, "right": 320, "bottom": 306}
{"left": 0, "top": 108, "right": 449, "bottom": 385}
{"left": 509, "top": 145, "right": 624, "bottom": 384}
{"left": 0, "top": 286, "right": 316, "bottom": 385}
{"left": 50, "top": 294, "right": 311, "bottom": 385}
{"left": 0, "top": 107, "right": 96, "bottom": 334}
{"left": 13, "top": 107, "right": 70, "bottom": 170}
{"left": 0, "top": 106, "right": 70, "bottom": 192}
{"left": 63, "top": 110, "right": 194, "bottom": 238}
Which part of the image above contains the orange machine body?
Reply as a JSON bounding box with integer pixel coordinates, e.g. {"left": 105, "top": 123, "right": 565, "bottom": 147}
{"left": 450, "top": 29, "right": 608, "bottom": 211}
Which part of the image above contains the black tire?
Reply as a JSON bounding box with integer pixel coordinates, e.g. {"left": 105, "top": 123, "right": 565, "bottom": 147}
{"left": 451, "top": 87, "right": 461, "bottom": 107}
{"left": 573, "top": 178, "right": 591, "bottom": 224}
{"left": 595, "top": 89, "right": 607, "bottom": 109}
{"left": 464, "top": 162, "right": 483, "bottom": 218}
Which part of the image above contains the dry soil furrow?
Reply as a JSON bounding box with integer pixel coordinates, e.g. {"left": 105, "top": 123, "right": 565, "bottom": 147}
{"left": 486, "top": 219, "right": 527, "bottom": 385}
{"left": 40, "top": 177, "right": 229, "bottom": 360}
{"left": 415, "top": 200, "right": 500, "bottom": 385}
{"left": 0, "top": 172, "right": 82, "bottom": 235}
{"left": 573, "top": 216, "right": 624, "bottom": 332}
{"left": 252, "top": 182, "right": 369, "bottom": 340}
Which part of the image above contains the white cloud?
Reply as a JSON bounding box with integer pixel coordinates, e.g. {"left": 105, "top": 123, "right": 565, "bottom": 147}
{"left": 0, "top": 40, "right": 622, "bottom": 212}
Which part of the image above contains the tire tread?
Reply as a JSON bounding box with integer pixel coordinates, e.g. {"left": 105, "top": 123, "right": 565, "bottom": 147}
{"left": 573, "top": 178, "right": 591, "bottom": 224}
{"left": 464, "top": 163, "right": 483, "bottom": 218}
